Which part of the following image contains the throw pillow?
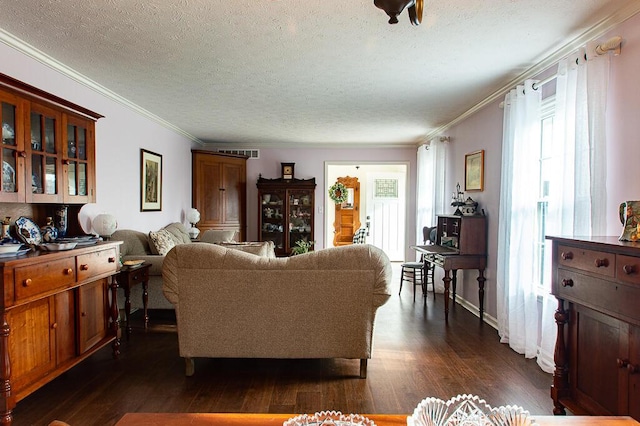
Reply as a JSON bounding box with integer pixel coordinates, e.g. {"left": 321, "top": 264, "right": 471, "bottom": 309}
{"left": 148, "top": 229, "right": 176, "bottom": 256}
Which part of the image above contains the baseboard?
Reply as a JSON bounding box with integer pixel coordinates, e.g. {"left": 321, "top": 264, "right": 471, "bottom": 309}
{"left": 453, "top": 294, "right": 498, "bottom": 330}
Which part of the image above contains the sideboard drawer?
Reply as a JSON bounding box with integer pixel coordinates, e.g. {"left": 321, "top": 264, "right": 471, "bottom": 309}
{"left": 557, "top": 244, "right": 615, "bottom": 277}
{"left": 557, "top": 268, "right": 640, "bottom": 322}
{"left": 77, "top": 248, "right": 118, "bottom": 282}
{"left": 616, "top": 254, "right": 640, "bottom": 286}
{"left": 14, "top": 258, "right": 76, "bottom": 302}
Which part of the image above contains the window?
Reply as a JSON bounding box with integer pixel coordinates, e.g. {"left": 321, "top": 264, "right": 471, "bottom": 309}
{"left": 534, "top": 96, "right": 555, "bottom": 290}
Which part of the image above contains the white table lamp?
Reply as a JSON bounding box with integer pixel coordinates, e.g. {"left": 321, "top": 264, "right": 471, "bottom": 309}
{"left": 92, "top": 213, "right": 118, "bottom": 239}
{"left": 186, "top": 208, "right": 201, "bottom": 239}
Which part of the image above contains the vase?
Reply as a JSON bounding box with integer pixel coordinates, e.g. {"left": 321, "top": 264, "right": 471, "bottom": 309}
{"left": 55, "top": 205, "right": 69, "bottom": 238}
{"left": 41, "top": 217, "right": 58, "bottom": 243}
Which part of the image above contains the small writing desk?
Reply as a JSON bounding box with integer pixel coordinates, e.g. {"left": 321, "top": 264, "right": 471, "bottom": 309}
{"left": 412, "top": 244, "right": 487, "bottom": 322}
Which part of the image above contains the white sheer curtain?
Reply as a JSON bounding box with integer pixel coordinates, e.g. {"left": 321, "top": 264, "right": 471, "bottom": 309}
{"left": 539, "top": 49, "right": 610, "bottom": 370}
{"left": 416, "top": 140, "right": 447, "bottom": 251}
{"left": 497, "top": 79, "right": 543, "bottom": 363}
{"left": 498, "top": 46, "right": 610, "bottom": 374}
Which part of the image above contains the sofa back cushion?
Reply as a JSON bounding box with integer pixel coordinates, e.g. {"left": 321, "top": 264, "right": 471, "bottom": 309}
{"left": 200, "top": 229, "right": 237, "bottom": 243}
{"left": 111, "top": 229, "right": 152, "bottom": 256}
{"left": 163, "top": 222, "right": 192, "bottom": 244}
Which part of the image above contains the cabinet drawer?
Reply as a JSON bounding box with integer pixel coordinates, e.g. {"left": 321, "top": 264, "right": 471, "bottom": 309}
{"left": 557, "top": 269, "right": 640, "bottom": 323}
{"left": 617, "top": 254, "right": 640, "bottom": 286}
{"left": 77, "top": 248, "right": 118, "bottom": 282}
{"left": 557, "top": 245, "right": 615, "bottom": 277}
{"left": 14, "top": 259, "right": 76, "bottom": 301}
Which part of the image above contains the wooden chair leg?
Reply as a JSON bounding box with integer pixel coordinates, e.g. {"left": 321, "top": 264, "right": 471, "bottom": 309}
{"left": 360, "top": 359, "right": 367, "bottom": 378}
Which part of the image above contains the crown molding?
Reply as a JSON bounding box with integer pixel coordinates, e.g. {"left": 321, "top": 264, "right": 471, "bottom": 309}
{"left": 0, "top": 28, "right": 201, "bottom": 144}
{"left": 424, "top": 3, "right": 640, "bottom": 142}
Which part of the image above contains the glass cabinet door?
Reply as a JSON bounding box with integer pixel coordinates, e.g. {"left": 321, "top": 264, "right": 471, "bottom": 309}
{"left": 288, "top": 189, "right": 314, "bottom": 253}
{"left": 260, "top": 189, "right": 286, "bottom": 254}
{"left": 27, "top": 103, "right": 62, "bottom": 203}
{"left": 0, "top": 91, "right": 23, "bottom": 202}
{"left": 63, "top": 115, "right": 94, "bottom": 203}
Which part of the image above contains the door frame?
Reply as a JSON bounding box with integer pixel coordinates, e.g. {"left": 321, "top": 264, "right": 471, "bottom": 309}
{"left": 324, "top": 161, "right": 410, "bottom": 261}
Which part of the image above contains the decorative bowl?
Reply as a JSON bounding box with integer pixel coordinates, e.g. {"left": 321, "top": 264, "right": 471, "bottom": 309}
{"left": 408, "top": 394, "right": 536, "bottom": 426}
{"left": 283, "top": 411, "right": 376, "bottom": 426}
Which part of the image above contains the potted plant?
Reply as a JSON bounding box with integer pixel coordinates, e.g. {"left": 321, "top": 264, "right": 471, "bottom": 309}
{"left": 290, "top": 239, "right": 314, "bottom": 255}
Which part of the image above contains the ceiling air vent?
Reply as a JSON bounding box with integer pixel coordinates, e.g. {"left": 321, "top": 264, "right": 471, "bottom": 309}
{"left": 217, "top": 149, "right": 259, "bottom": 159}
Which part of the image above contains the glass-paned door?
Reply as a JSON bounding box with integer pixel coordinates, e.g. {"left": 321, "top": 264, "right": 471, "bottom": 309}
{"left": 27, "top": 103, "right": 61, "bottom": 203}
{"left": 288, "top": 189, "right": 314, "bottom": 253}
{"left": 0, "top": 92, "right": 25, "bottom": 202}
{"left": 260, "top": 189, "right": 286, "bottom": 254}
{"left": 63, "top": 115, "right": 94, "bottom": 203}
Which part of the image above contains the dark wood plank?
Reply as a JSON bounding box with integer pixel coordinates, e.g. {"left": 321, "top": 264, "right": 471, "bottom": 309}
{"left": 12, "top": 263, "right": 553, "bottom": 425}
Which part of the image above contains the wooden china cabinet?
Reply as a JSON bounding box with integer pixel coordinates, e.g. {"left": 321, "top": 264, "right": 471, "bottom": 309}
{"left": 192, "top": 151, "right": 247, "bottom": 241}
{"left": 257, "top": 176, "right": 316, "bottom": 257}
{"left": 0, "top": 73, "right": 109, "bottom": 425}
{"left": 0, "top": 73, "right": 100, "bottom": 204}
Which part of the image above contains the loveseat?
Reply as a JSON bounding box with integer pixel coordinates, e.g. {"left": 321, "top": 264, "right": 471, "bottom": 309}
{"left": 162, "top": 243, "right": 392, "bottom": 378}
{"left": 112, "top": 223, "right": 191, "bottom": 310}
{"left": 112, "top": 223, "right": 275, "bottom": 311}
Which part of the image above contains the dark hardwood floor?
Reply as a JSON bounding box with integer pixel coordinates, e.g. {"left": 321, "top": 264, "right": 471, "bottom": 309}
{"left": 14, "top": 263, "right": 554, "bottom": 425}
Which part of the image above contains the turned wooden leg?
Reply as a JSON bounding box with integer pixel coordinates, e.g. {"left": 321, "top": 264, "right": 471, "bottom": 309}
{"left": 551, "top": 297, "right": 569, "bottom": 415}
{"left": 477, "top": 269, "right": 486, "bottom": 322}
{"left": 0, "top": 314, "right": 14, "bottom": 426}
{"left": 185, "top": 358, "right": 195, "bottom": 377}
{"left": 109, "top": 276, "right": 120, "bottom": 358}
{"left": 443, "top": 270, "right": 451, "bottom": 322}
{"left": 359, "top": 359, "right": 367, "bottom": 379}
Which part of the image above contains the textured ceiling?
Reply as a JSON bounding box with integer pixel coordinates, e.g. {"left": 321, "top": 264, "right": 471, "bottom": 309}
{"left": 0, "top": 0, "right": 638, "bottom": 147}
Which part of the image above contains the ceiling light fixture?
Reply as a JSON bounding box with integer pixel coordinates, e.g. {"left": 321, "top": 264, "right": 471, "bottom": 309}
{"left": 374, "top": 0, "right": 423, "bottom": 25}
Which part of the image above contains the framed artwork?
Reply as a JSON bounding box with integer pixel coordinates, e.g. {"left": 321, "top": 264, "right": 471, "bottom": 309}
{"left": 281, "top": 162, "right": 295, "bottom": 180}
{"left": 464, "top": 150, "right": 484, "bottom": 191}
{"left": 140, "top": 149, "right": 162, "bottom": 211}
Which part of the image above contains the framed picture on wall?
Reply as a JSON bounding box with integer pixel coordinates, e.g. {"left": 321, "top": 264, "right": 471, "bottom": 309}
{"left": 464, "top": 150, "right": 484, "bottom": 191}
{"left": 140, "top": 149, "right": 163, "bottom": 211}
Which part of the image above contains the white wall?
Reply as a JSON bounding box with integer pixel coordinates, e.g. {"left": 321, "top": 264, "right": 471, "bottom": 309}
{"left": 0, "top": 42, "right": 196, "bottom": 231}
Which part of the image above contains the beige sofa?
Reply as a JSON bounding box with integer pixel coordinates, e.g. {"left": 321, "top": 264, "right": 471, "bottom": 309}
{"left": 112, "top": 223, "right": 275, "bottom": 311}
{"left": 162, "top": 243, "right": 392, "bottom": 378}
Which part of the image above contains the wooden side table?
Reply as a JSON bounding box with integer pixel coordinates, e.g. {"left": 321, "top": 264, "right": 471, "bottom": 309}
{"left": 116, "top": 262, "right": 151, "bottom": 340}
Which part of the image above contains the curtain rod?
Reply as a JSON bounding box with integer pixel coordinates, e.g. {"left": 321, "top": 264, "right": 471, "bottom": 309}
{"left": 532, "top": 74, "right": 557, "bottom": 91}
{"left": 499, "top": 35, "right": 623, "bottom": 108}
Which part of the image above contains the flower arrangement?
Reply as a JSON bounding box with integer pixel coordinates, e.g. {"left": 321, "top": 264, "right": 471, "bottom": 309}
{"left": 328, "top": 181, "right": 348, "bottom": 204}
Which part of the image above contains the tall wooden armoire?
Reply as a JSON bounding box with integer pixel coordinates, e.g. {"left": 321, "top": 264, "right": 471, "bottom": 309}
{"left": 192, "top": 150, "right": 247, "bottom": 241}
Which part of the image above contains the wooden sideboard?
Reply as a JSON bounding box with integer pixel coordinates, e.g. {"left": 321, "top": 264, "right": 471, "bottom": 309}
{"left": 0, "top": 241, "right": 121, "bottom": 425}
{"left": 548, "top": 236, "right": 640, "bottom": 421}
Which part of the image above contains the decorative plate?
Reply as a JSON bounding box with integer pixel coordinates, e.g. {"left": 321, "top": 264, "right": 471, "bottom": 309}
{"left": 15, "top": 216, "right": 43, "bottom": 246}
{"left": 284, "top": 411, "right": 375, "bottom": 426}
{"left": 0, "top": 243, "right": 23, "bottom": 254}
{"left": 0, "top": 248, "right": 30, "bottom": 258}
{"left": 408, "top": 394, "right": 536, "bottom": 426}
{"left": 123, "top": 259, "right": 144, "bottom": 266}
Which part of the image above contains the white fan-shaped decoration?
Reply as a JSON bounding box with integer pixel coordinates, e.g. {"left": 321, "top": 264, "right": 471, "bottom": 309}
{"left": 283, "top": 410, "right": 376, "bottom": 426}
{"left": 408, "top": 394, "right": 536, "bottom": 426}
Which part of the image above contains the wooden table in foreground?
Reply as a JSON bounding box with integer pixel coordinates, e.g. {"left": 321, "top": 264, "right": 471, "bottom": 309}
{"left": 115, "top": 413, "right": 640, "bottom": 425}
